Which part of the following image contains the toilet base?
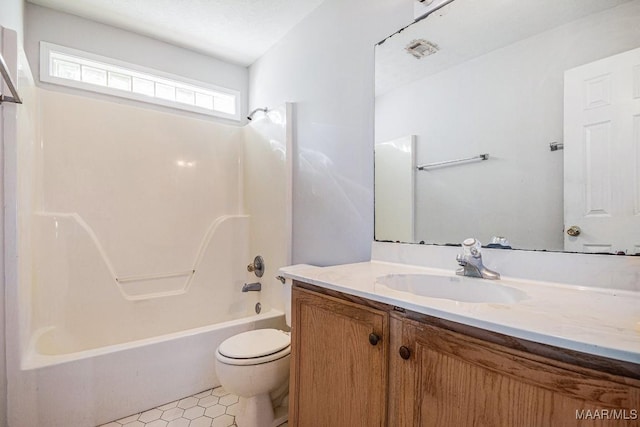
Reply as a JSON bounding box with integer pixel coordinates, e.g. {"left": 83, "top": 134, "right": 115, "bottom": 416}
{"left": 234, "top": 394, "right": 288, "bottom": 427}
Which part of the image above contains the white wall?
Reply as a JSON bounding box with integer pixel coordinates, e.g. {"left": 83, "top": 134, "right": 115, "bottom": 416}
{"left": 24, "top": 3, "right": 249, "bottom": 125}
{"left": 249, "top": 0, "right": 412, "bottom": 266}
{"left": 376, "top": 1, "right": 640, "bottom": 251}
{"left": 0, "top": 0, "right": 23, "bottom": 44}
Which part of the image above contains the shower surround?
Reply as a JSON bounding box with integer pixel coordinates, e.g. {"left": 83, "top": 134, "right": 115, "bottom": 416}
{"left": 7, "top": 82, "right": 291, "bottom": 426}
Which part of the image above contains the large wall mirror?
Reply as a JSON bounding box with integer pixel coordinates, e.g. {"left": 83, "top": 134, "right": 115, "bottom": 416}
{"left": 374, "top": 0, "right": 640, "bottom": 254}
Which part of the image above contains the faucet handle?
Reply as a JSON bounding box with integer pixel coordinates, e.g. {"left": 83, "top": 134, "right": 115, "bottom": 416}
{"left": 247, "top": 255, "right": 264, "bottom": 277}
{"left": 462, "top": 238, "right": 481, "bottom": 257}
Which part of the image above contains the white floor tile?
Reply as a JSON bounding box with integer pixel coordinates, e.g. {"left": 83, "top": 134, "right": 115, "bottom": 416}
{"left": 225, "top": 402, "right": 240, "bottom": 416}
{"left": 97, "top": 386, "right": 288, "bottom": 427}
{"left": 204, "top": 404, "right": 226, "bottom": 419}
{"left": 211, "top": 414, "right": 235, "bottom": 427}
{"left": 99, "top": 387, "right": 239, "bottom": 427}
{"left": 183, "top": 405, "right": 206, "bottom": 420}
{"left": 197, "top": 395, "right": 219, "bottom": 408}
{"left": 117, "top": 414, "right": 140, "bottom": 424}
{"left": 190, "top": 417, "right": 213, "bottom": 427}
{"left": 177, "top": 396, "right": 198, "bottom": 409}
{"left": 218, "top": 394, "right": 238, "bottom": 406}
{"left": 193, "top": 389, "right": 212, "bottom": 399}
{"left": 160, "top": 407, "right": 184, "bottom": 421}
{"left": 166, "top": 418, "right": 189, "bottom": 427}
{"left": 211, "top": 387, "right": 230, "bottom": 397}
{"left": 139, "top": 408, "right": 162, "bottom": 423}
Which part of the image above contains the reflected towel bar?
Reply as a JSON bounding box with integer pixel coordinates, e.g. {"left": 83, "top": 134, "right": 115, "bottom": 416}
{"left": 0, "top": 52, "right": 22, "bottom": 105}
{"left": 417, "top": 153, "right": 489, "bottom": 170}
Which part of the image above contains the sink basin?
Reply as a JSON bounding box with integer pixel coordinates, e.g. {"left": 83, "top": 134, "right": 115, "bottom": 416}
{"left": 376, "top": 273, "right": 527, "bottom": 304}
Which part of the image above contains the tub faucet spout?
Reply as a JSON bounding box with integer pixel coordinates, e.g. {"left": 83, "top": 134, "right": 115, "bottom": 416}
{"left": 242, "top": 282, "right": 261, "bottom": 292}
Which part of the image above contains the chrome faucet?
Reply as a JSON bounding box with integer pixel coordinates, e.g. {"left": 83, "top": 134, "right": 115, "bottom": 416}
{"left": 456, "top": 238, "right": 500, "bottom": 280}
{"left": 242, "top": 282, "right": 262, "bottom": 292}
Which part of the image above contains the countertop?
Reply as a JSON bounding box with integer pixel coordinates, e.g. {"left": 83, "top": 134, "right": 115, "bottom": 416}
{"left": 280, "top": 261, "right": 640, "bottom": 364}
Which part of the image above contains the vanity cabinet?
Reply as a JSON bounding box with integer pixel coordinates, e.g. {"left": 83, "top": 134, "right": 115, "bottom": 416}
{"left": 289, "top": 286, "right": 389, "bottom": 426}
{"left": 389, "top": 315, "right": 640, "bottom": 427}
{"left": 290, "top": 282, "right": 640, "bottom": 427}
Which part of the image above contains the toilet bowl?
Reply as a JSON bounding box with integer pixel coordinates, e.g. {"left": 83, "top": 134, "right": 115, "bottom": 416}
{"left": 215, "top": 273, "right": 297, "bottom": 427}
{"left": 215, "top": 328, "right": 290, "bottom": 427}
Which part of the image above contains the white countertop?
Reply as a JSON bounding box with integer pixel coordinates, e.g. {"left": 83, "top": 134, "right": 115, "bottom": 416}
{"left": 280, "top": 261, "right": 640, "bottom": 364}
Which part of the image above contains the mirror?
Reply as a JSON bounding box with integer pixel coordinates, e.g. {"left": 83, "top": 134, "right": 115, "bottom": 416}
{"left": 374, "top": 0, "right": 640, "bottom": 254}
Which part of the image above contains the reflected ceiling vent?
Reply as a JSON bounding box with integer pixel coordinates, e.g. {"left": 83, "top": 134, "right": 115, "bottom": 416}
{"left": 405, "top": 39, "right": 439, "bottom": 59}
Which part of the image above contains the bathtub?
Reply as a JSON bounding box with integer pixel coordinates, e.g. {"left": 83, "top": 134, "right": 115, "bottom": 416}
{"left": 13, "top": 212, "right": 270, "bottom": 426}
{"left": 17, "top": 309, "right": 286, "bottom": 427}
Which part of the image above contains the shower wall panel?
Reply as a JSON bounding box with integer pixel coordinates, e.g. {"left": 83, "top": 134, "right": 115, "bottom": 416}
{"left": 242, "top": 104, "right": 293, "bottom": 313}
{"left": 33, "top": 89, "right": 251, "bottom": 339}
{"left": 40, "top": 90, "right": 242, "bottom": 277}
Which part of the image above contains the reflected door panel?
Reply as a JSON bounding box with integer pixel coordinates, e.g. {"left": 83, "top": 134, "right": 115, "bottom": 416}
{"left": 375, "top": 136, "right": 416, "bottom": 242}
{"left": 564, "top": 46, "right": 640, "bottom": 254}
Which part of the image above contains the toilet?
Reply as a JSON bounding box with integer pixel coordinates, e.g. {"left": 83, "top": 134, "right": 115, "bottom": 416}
{"left": 215, "top": 279, "right": 293, "bottom": 427}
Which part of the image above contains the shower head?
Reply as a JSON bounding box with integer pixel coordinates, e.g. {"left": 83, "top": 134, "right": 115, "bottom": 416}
{"left": 247, "top": 107, "right": 269, "bottom": 121}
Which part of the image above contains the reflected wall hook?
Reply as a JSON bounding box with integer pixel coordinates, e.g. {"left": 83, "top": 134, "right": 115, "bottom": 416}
{"left": 549, "top": 142, "right": 564, "bottom": 151}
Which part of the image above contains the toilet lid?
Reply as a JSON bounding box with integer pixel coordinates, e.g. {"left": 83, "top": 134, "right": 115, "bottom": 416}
{"left": 218, "top": 329, "right": 290, "bottom": 359}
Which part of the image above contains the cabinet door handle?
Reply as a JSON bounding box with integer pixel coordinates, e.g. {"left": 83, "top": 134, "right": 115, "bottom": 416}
{"left": 369, "top": 333, "right": 381, "bottom": 346}
{"left": 399, "top": 346, "right": 411, "bottom": 360}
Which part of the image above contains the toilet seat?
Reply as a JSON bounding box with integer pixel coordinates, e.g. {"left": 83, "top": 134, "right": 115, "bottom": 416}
{"left": 216, "top": 329, "right": 291, "bottom": 366}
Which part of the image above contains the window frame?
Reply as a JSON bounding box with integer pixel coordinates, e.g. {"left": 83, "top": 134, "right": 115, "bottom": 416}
{"left": 39, "top": 41, "right": 242, "bottom": 121}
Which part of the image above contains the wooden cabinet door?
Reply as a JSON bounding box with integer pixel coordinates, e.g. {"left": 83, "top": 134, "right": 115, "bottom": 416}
{"left": 389, "top": 314, "right": 640, "bottom": 427}
{"left": 290, "top": 286, "right": 389, "bottom": 427}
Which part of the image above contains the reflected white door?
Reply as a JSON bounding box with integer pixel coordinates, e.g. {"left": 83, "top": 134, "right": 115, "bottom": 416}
{"left": 564, "top": 47, "right": 640, "bottom": 254}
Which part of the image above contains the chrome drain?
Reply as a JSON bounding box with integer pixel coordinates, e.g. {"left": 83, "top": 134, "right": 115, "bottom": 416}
{"left": 255, "top": 302, "right": 262, "bottom": 314}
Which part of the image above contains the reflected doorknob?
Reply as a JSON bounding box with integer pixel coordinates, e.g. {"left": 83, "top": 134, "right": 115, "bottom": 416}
{"left": 567, "top": 226, "right": 581, "bottom": 237}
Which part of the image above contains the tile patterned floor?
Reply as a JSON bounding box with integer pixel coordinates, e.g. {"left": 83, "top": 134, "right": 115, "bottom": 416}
{"left": 98, "top": 386, "right": 288, "bottom": 427}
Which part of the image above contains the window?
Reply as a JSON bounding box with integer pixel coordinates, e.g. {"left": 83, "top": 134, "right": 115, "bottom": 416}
{"left": 40, "top": 42, "right": 241, "bottom": 121}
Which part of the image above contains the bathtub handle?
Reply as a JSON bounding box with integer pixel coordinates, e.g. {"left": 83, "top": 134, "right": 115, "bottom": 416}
{"left": 247, "top": 255, "right": 265, "bottom": 277}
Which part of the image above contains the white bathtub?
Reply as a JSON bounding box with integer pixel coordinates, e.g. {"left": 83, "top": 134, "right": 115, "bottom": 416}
{"left": 10, "top": 212, "right": 283, "bottom": 426}
{"left": 16, "top": 309, "right": 286, "bottom": 427}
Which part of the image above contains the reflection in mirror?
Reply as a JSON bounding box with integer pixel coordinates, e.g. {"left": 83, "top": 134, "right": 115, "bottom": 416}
{"left": 374, "top": 0, "right": 640, "bottom": 254}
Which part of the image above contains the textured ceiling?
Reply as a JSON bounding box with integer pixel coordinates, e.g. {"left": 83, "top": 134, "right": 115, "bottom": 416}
{"left": 375, "top": 0, "right": 634, "bottom": 96}
{"left": 27, "top": 0, "right": 326, "bottom": 66}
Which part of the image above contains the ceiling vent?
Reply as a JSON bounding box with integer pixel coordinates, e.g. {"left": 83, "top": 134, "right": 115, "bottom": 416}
{"left": 405, "top": 39, "right": 439, "bottom": 59}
